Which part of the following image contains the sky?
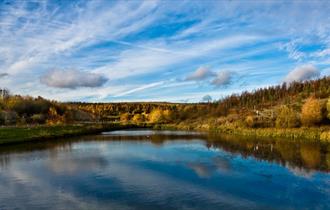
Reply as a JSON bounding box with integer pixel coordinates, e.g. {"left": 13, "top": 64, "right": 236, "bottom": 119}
{"left": 0, "top": 0, "right": 330, "bottom": 102}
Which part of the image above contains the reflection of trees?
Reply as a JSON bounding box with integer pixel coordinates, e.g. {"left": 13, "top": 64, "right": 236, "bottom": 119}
{"left": 275, "top": 142, "right": 300, "bottom": 166}
{"left": 0, "top": 131, "right": 329, "bottom": 172}
{"left": 206, "top": 133, "right": 329, "bottom": 172}
{"left": 326, "top": 153, "right": 330, "bottom": 169}
{"left": 0, "top": 154, "right": 10, "bottom": 168}
{"left": 300, "top": 145, "right": 321, "bottom": 169}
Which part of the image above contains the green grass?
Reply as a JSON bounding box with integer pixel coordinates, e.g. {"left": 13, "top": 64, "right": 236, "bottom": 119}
{"left": 0, "top": 123, "right": 139, "bottom": 145}
{"left": 155, "top": 122, "right": 330, "bottom": 142}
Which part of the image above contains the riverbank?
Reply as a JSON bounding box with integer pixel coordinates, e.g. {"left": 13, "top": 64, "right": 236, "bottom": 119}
{"left": 1, "top": 122, "right": 329, "bottom": 146}
{"left": 0, "top": 123, "right": 143, "bottom": 145}
{"left": 155, "top": 123, "right": 330, "bottom": 142}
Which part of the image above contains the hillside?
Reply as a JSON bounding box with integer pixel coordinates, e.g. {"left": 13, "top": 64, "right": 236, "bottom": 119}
{"left": 1, "top": 77, "right": 330, "bottom": 141}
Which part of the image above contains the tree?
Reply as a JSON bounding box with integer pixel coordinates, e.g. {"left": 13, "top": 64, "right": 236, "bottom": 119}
{"left": 149, "top": 109, "right": 163, "bottom": 123}
{"left": 120, "top": 113, "right": 130, "bottom": 122}
{"left": 132, "top": 114, "right": 144, "bottom": 123}
{"left": 301, "top": 97, "right": 322, "bottom": 126}
{"left": 46, "top": 107, "right": 64, "bottom": 125}
{"left": 327, "top": 98, "right": 330, "bottom": 120}
{"left": 275, "top": 105, "right": 300, "bottom": 128}
{"left": 245, "top": 115, "right": 255, "bottom": 128}
{"left": 202, "top": 95, "right": 212, "bottom": 103}
{"left": 162, "top": 109, "right": 173, "bottom": 123}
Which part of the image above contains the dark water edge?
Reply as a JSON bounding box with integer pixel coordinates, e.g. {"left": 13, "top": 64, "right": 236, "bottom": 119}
{"left": 0, "top": 129, "right": 329, "bottom": 210}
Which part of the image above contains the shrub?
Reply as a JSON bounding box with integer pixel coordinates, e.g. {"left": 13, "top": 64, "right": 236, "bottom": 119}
{"left": 275, "top": 105, "right": 300, "bottom": 128}
{"left": 301, "top": 97, "right": 322, "bottom": 126}
{"left": 245, "top": 115, "right": 255, "bottom": 128}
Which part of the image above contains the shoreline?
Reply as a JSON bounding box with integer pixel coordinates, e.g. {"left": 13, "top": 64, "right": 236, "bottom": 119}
{"left": 0, "top": 123, "right": 329, "bottom": 146}
{"left": 155, "top": 123, "right": 330, "bottom": 143}
{"left": 0, "top": 123, "right": 146, "bottom": 146}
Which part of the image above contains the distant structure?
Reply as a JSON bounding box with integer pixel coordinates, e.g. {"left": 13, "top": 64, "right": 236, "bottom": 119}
{"left": 0, "top": 88, "right": 9, "bottom": 99}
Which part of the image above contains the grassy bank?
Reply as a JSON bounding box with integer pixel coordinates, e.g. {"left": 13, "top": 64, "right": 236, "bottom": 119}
{"left": 0, "top": 123, "right": 142, "bottom": 145}
{"left": 1, "top": 121, "right": 329, "bottom": 146}
{"left": 155, "top": 122, "right": 330, "bottom": 142}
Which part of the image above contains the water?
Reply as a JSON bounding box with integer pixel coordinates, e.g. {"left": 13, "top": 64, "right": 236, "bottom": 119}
{"left": 0, "top": 129, "right": 329, "bottom": 210}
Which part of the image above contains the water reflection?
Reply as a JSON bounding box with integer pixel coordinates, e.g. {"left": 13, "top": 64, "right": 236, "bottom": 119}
{"left": 0, "top": 129, "right": 329, "bottom": 210}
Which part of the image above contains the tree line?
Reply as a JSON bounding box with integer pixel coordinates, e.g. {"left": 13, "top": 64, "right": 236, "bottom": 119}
{"left": 1, "top": 77, "right": 330, "bottom": 128}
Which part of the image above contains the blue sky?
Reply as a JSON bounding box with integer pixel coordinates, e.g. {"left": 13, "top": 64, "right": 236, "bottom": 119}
{"left": 0, "top": 0, "right": 330, "bottom": 102}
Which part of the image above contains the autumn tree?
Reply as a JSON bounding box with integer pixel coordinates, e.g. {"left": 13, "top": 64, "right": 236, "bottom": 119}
{"left": 301, "top": 97, "right": 322, "bottom": 126}
{"left": 327, "top": 98, "right": 330, "bottom": 120}
{"left": 162, "top": 109, "right": 173, "bottom": 123}
{"left": 46, "top": 107, "right": 64, "bottom": 125}
{"left": 275, "top": 105, "right": 300, "bottom": 128}
{"left": 120, "top": 113, "right": 130, "bottom": 122}
{"left": 245, "top": 115, "right": 255, "bottom": 128}
{"left": 132, "top": 113, "right": 144, "bottom": 124}
{"left": 149, "top": 109, "right": 163, "bottom": 123}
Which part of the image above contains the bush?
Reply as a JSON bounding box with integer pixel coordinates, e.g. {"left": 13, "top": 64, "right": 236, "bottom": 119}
{"left": 301, "top": 97, "right": 322, "bottom": 126}
{"left": 245, "top": 115, "right": 255, "bottom": 128}
{"left": 275, "top": 105, "right": 300, "bottom": 128}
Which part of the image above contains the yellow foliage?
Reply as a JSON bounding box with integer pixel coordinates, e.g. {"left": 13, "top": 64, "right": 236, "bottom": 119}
{"left": 46, "top": 107, "right": 64, "bottom": 125}
{"left": 245, "top": 115, "right": 254, "bottom": 128}
{"left": 132, "top": 114, "right": 144, "bottom": 123}
{"left": 162, "top": 109, "right": 173, "bottom": 122}
{"left": 301, "top": 97, "right": 322, "bottom": 126}
{"left": 120, "top": 113, "right": 130, "bottom": 122}
{"left": 149, "top": 109, "right": 163, "bottom": 123}
{"left": 275, "top": 105, "right": 300, "bottom": 128}
{"left": 327, "top": 98, "right": 330, "bottom": 120}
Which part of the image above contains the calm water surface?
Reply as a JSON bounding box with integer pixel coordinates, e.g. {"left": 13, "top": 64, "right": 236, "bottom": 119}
{"left": 0, "top": 129, "right": 329, "bottom": 210}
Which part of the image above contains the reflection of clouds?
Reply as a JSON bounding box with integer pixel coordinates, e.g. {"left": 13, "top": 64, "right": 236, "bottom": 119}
{"left": 0, "top": 133, "right": 329, "bottom": 209}
{"left": 0, "top": 159, "right": 132, "bottom": 209}
{"left": 103, "top": 130, "right": 203, "bottom": 137}
{"left": 213, "top": 156, "right": 231, "bottom": 172}
{"left": 188, "top": 162, "right": 214, "bottom": 178}
{"left": 48, "top": 156, "right": 108, "bottom": 174}
{"left": 187, "top": 156, "right": 232, "bottom": 178}
{"left": 0, "top": 170, "right": 132, "bottom": 210}
{"left": 287, "top": 164, "right": 314, "bottom": 178}
{"left": 101, "top": 161, "right": 258, "bottom": 209}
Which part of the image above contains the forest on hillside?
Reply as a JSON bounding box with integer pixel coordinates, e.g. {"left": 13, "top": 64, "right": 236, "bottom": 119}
{"left": 1, "top": 77, "right": 330, "bottom": 129}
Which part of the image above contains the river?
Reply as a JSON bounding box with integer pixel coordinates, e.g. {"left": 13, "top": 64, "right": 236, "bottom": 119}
{"left": 0, "top": 129, "right": 329, "bottom": 210}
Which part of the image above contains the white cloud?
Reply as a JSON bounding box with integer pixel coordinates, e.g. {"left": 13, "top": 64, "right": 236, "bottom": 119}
{"left": 212, "top": 71, "right": 232, "bottom": 86}
{"left": 40, "top": 69, "right": 108, "bottom": 89}
{"left": 1, "top": 1, "right": 330, "bottom": 102}
{"left": 186, "top": 67, "right": 215, "bottom": 81}
{"left": 94, "top": 35, "right": 259, "bottom": 80}
{"left": 313, "top": 48, "right": 330, "bottom": 58}
{"left": 283, "top": 64, "right": 320, "bottom": 83}
{"left": 114, "top": 81, "right": 165, "bottom": 97}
